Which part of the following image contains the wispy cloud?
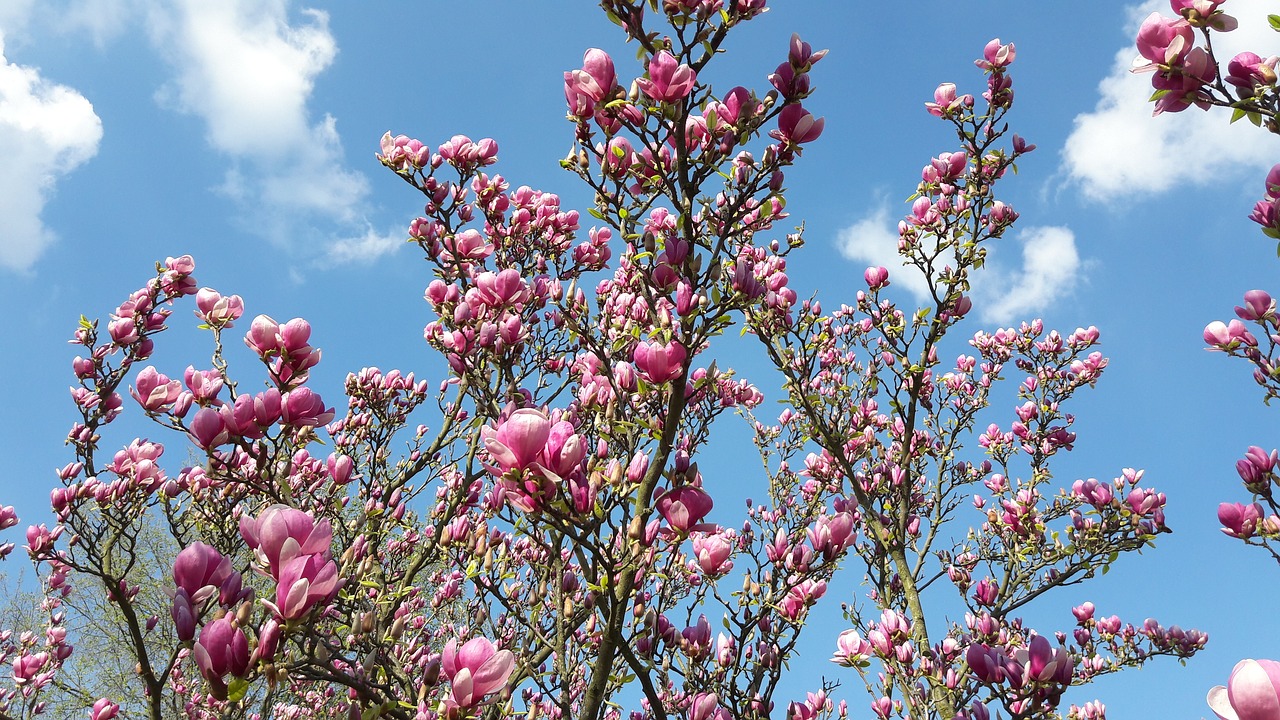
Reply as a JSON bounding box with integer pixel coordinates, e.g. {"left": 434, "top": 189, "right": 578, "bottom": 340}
{"left": 836, "top": 202, "right": 1080, "bottom": 324}
{"left": 1063, "top": 0, "right": 1280, "bottom": 201}
{"left": 146, "top": 0, "right": 390, "bottom": 261}
{"left": 322, "top": 226, "right": 404, "bottom": 267}
{"left": 0, "top": 33, "right": 102, "bottom": 272}
{"left": 978, "top": 226, "right": 1081, "bottom": 325}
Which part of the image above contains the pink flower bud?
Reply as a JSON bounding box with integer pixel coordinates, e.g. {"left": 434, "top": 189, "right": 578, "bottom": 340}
{"left": 634, "top": 340, "right": 687, "bottom": 384}
{"left": 656, "top": 485, "right": 714, "bottom": 533}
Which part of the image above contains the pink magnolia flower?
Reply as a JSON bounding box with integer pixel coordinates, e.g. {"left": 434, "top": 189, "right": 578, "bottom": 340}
{"left": 1170, "top": 0, "right": 1237, "bottom": 31}
{"left": 656, "top": 485, "right": 713, "bottom": 533}
{"left": 1151, "top": 46, "right": 1216, "bottom": 114}
{"left": 189, "top": 407, "right": 230, "bottom": 449}
{"left": 691, "top": 531, "right": 733, "bottom": 575}
{"left": 91, "top": 698, "right": 121, "bottom": 720}
{"left": 280, "top": 387, "right": 335, "bottom": 428}
{"left": 131, "top": 366, "right": 182, "bottom": 412}
{"left": 482, "top": 408, "right": 552, "bottom": 476}
{"left": 271, "top": 552, "right": 340, "bottom": 620}
{"left": 976, "top": 38, "right": 1015, "bottom": 70}
{"left": 1208, "top": 659, "right": 1280, "bottom": 720}
{"left": 442, "top": 637, "right": 515, "bottom": 708}
{"left": 1235, "top": 290, "right": 1274, "bottom": 321}
{"left": 1133, "top": 13, "right": 1193, "bottom": 69}
{"left": 1218, "top": 502, "right": 1264, "bottom": 539}
{"left": 172, "top": 542, "right": 237, "bottom": 603}
{"left": 864, "top": 266, "right": 889, "bottom": 289}
{"left": 193, "top": 617, "right": 250, "bottom": 686}
{"left": 1226, "top": 53, "right": 1279, "bottom": 96}
{"left": 634, "top": 340, "right": 687, "bottom": 384}
{"left": 194, "top": 288, "right": 244, "bottom": 328}
{"left": 542, "top": 420, "right": 587, "bottom": 478}
{"left": 638, "top": 51, "right": 697, "bottom": 103}
{"left": 925, "top": 83, "right": 970, "bottom": 117}
{"left": 239, "top": 505, "right": 333, "bottom": 577}
{"left": 832, "top": 629, "right": 873, "bottom": 667}
{"left": 565, "top": 48, "right": 616, "bottom": 116}
{"left": 12, "top": 652, "right": 48, "bottom": 685}
{"left": 772, "top": 104, "right": 824, "bottom": 146}
{"left": 690, "top": 693, "right": 720, "bottom": 720}
{"left": 1015, "top": 635, "right": 1072, "bottom": 684}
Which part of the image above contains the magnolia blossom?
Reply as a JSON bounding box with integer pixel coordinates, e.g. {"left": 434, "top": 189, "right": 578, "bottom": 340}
{"left": 656, "top": 485, "right": 713, "bottom": 533}
{"left": 272, "top": 552, "right": 341, "bottom": 620}
{"left": 772, "top": 104, "right": 824, "bottom": 146}
{"left": 638, "top": 51, "right": 697, "bottom": 103}
{"left": 90, "top": 698, "right": 121, "bottom": 720}
{"left": 633, "top": 340, "right": 687, "bottom": 384}
{"left": 480, "top": 408, "right": 587, "bottom": 512}
{"left": 239, "top": 505, "right": 334, "bottom": 577}
{"left": 1208, "top": 659, "right": 1280, "bottom": 720}
{"left": 193, "top": 617, "right": 250, "bottom": 687}
{"left": 442, "top": 637, "right": 515, "bottom": 708}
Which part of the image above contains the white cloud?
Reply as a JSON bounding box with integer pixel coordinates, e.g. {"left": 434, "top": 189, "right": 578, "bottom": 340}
{"left": 147, "top": 0, "right": 375, "bottom": 256}
{"left": 977, "top": 226, "right": 1080, "bottom": 325}
{"left": 62, "top": 0, "right": 139, "bottom": 47}
{"left": 836, "top": 203, "right": 1080, "bottom": 323}
{"left": 0, "top": 33, "right": 102, "bottom": 272}
{"left": 0, "top": 0, "right": 34, "bottom": 41}
{"left": 322, "top": 226, "right": 404, "bottom": 266}
{"left": 1064, "top": 0, "right": 1280, "bottom": 201}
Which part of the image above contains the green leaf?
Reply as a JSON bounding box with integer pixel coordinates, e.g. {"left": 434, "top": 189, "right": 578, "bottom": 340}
{"left": 1231, "top": 107, "right": 1247, "bottom": 124}
{"left": 227, "top": 677, "right": 249, "bottom": 702}
{"left": 1269, "top": 14, "right": 1280, "bottom": 30}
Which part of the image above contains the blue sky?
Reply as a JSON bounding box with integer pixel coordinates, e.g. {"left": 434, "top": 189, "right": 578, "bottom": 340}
{"left": 0, "top": 1, "right": 1277, "bottom": 717}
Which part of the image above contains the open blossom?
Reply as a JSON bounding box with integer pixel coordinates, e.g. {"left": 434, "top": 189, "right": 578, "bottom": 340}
{"left": 131, "top": 366, "right": 182, "bottom": 412}
{"left": 638, "top": 50, "right": 697, "bottom": 102}
{"left": 1226, "top": 52, "right": 1279, "bottom": 96}
{"left": 925, "top": 83, "right": 971, "bottom": 117}
{"left": 1218, "top": 502, "right": 1264, "bottom": 539}
{"left": 691, "top": 531, "right": 734, "bottom": 575}
{"left": 832, "top": 629, "right": 872, "bottom": 666}
{"left": 976, "top": 38, "right": 1015, "bottom": 70}
{"left": 1208, "top": 659, "right": 1280, "bottom": 720}
{"left": 239, "top": 505, "right": 334, "bottom": 577}
{"left": 12, "top": 651, "right": 48, "bottom": 685}
{"left": 271, "top": 552, "right": 340, "bottom": 620}
{"left": 483, "top": 409, "right": 550, "bottom": 475}
{"left": 194, "top": 288, "right": 244, "bottom": 328}
{"left": 442, "top": 637, "right": 515, "bottom": 708}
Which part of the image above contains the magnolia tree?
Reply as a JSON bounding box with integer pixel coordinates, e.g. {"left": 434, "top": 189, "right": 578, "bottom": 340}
{"left": 1134, "top": 2, "right": 1280, "bottom": 719}
{"left": 0, "top": 2, "right": 1211, "bottom": 719}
